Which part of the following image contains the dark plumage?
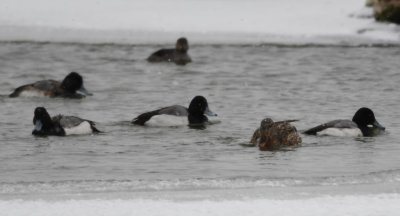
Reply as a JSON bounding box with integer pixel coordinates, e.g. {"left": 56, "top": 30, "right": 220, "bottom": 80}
{"left": 250, "top": 118, "right": 301, "bottom": 151}
{"left": 9, "top": 72, "right": 92, "bottom": 99}
{"left": 32, "top": 107, "right": 100, "bottom": 136}
{"left": 304, "top": 107, "right": 385, "bottom": 137}
{"left": 147, "top": 37, "right": 192, "bottom": 65}
{"left": 132, "top": 96, "right": 217, "bottom": 126}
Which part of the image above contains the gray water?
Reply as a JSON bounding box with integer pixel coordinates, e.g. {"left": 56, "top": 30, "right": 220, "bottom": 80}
{"left": 0, "top": 42, "right": 399, "bottom": 200}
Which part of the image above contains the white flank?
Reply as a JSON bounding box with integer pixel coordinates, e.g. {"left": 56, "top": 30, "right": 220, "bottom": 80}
{"left": 64, "top": 121, "right": 93, "bottom": 135}
{"left": 145, "top": 115, "right": 188, "bottom": 127}
{"left": 317, "top": 128, "right": 362, "bottom": 137}
{"left": 19, "top": 90, "right": 46, "bottom": 97}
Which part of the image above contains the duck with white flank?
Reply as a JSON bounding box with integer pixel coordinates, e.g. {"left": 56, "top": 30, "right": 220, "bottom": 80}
{"left": 9, "top": 72, "right": 92, "bottom": 99}
{"left": 303, "top": 107, "right": 385, "bottom": 137}
{"left": 32, "top": 107, "right": 100, "bottom": 136}
{"left": 132, "top": 96, "right": 217, "bottom": 127}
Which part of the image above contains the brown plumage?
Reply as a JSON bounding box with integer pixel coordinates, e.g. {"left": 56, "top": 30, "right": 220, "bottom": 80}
{"left": 250, "top": 118, "right": 302, "bottom": 151}
{"left": 147, "top": 37, "right": 192, "bottom": 65}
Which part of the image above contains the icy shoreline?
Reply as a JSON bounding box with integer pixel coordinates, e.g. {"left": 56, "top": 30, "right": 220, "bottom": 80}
{"left": 0, "top": 25, "right": 399, "bottom": 46}
{"left": 0, "top": 0, "right": 399, "bottom": 45}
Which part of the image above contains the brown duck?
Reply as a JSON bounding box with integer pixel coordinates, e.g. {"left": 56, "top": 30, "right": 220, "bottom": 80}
{"left": 250, "top": 118, "right": 302, "bottom": 151}
{"left": 147, "top": 37, "right": 192, "bottom": 65}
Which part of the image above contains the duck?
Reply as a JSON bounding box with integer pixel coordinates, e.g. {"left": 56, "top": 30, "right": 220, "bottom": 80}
{"left": 147, "top": 37, "right": 192, "bottom": 65}
{"left": 132, "top": 95, "right": 217, "bottom": 127}
{"left": 32, "top": 107, "right": 100, "bottom": 136}
{"left": 303, "top": 107, "right": 385, "bottom": 137}
{"left": 9, "top": 72, "right": 92, "bottom": 99}
{"left": 250, "top": 118, "right": 302, "bottom": 151}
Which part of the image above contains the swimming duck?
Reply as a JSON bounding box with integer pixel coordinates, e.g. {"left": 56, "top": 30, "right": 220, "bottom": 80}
{"left": 303, "top": 107, "right": 385, "bottom": 137}
{"left": 250, "top": 118, "right": 302, "bottom": 151}
{"left": 9, "top": 72, "right": 92, "bottom": 99}
{"left": 32, "top": 107, "right": 100, "bottom": 136}
{"left": 147, "top": 37, "right": 192, "bottom": 65}
{"left": 132, "top": 95, "right": 217, "bottom": 126}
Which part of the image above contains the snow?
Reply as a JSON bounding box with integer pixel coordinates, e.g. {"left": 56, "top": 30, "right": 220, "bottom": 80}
{"left": 1, "top": 194, "right": 400, "bottom": 216}
{"left": 0, "top": 0, "right": 398, "bottom": 44}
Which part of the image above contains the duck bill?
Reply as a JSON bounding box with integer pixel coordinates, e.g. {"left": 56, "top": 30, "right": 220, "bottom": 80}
{"left": 373, "top": 120, "right": 385, "bottom": 130}
{"left": 205, "top": 107, "right": 218, "bottom": 117}
{"left": 77, "top": 86, "right": 93, "bottom": 96}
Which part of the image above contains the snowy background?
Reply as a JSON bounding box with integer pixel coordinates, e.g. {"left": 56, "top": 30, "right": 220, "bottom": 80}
{"left": 0, "top": 0, "right": 399, "bottom": 44}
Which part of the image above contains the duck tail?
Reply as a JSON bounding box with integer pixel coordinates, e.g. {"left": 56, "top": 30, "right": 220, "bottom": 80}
{"left": 88, "top": 121, "right": 102, "bottom": 133}
{"left": 132, "top": 110, "right": 161, "bottom": 125}
{"left": 276, "top": 119, "right": 299, "bottom": 124}
{"left": 9, "top": 84, "right": 31, "bottom": 98}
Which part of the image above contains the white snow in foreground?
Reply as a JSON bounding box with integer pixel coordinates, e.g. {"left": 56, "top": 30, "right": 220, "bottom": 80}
{"left": 0, "top": 0, "right": 399, "bottom": 44}
{"left": 1, "top": 194, "right": 400, "bottom": 216}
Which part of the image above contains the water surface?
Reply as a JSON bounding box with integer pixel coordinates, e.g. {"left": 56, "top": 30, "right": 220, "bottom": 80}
{"left": 0, "top": 42, "right": 399, "bottom": 214}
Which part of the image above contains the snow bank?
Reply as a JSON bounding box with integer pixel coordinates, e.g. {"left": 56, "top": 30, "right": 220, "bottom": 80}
{"left": 1, "top": 194, "right": 399, "bottom": 216}
{"left": 0, "top": 0, "right": 399, "bottom": 44}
